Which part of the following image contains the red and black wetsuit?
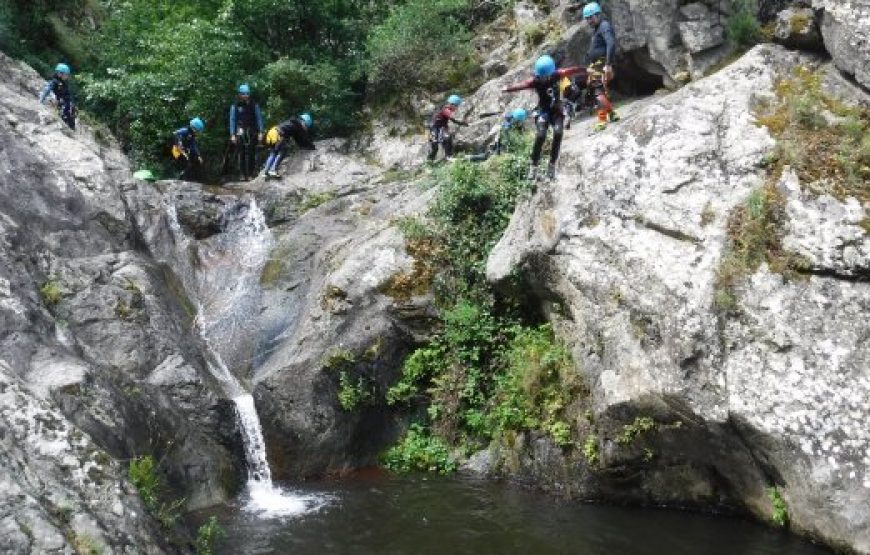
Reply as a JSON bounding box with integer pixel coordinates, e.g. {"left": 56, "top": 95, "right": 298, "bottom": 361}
{"left": 428, "top": 104, "right": 463, "bottom": 160}
{"left": 504, "top": 66, "right": 585, "bottom": 167}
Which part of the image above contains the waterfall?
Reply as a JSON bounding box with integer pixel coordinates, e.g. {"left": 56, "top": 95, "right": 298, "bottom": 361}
{"left": 160, "top": 196, "right": 325, "bottom": 517}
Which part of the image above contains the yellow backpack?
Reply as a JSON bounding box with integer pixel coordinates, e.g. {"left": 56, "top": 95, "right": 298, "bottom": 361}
{"left": 265, "top": 126, "right": 280, "bottom": 146}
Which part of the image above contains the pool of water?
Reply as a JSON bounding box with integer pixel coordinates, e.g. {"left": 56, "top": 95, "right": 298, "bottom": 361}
{"left": 200, "top": 472, "right": 832, "bottom": 555}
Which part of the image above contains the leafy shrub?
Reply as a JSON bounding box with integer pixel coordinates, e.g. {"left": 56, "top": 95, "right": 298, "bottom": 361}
{"left": 768, "top": 487, "right": 790, "bottom": 527}
{"left": 617, "top": 416, "right": 656, "bottom": 445}
{"left": 39, "top": 279, "right": 62, "bottom": 307}
{"left": 727, "top": 0, "right": 762, "bottom": 48}
{"left": 366, "top": 0, "right": 476, "bottom": 97}
{"left": 128, "top": 455, "right": 184, "bottom": 529}
{"left": 196, "top": 516, "right": 225, "bottom": 555}
{"left": 382, "top": 424, "right": 456, "bottom": 473}
{"left": 338, "top": 371, "right": 374, "bottom": 411}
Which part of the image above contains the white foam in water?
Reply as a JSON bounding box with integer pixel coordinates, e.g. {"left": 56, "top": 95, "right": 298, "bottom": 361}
{"left": 244, "top": 481, "right": 329, "bottom": 518}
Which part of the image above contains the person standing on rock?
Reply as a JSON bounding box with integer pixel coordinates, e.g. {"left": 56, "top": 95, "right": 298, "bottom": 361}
{"left": 466, "top": 107, "right": 528, "bottom": 162}
{"left": 173, "top": 117, "right": 205, "bottom": 181}
{"left": 228, "top": 84, "right": 265, "bottom": 181}
{"left": 582, "top": 2, "right": 620, "bottom": 131}
{"left": 502, "top": 55, "right": 586, "bottom": 180}
{"left": 428, "top": 94, "right": 469, "bottom": 161}
{"left": 262, "top": 113, "right": 315, "bottom": 179}
{"left": 39, "top": 63, "right": 77, "bottom": 130}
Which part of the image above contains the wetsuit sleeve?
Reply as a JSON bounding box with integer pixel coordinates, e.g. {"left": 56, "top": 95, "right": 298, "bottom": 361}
{"left": 191, "top": 139, "right": 200, "bottom": 157}
{"left": 601, "top": 21, "right": 617, "bottom": 65}
{"left": 255, "top": 104, "right": 264, "bottom": 132}
{"left": 173, "top": 128, "right": 186, "bottom": 146}
{"left": 503, "top": 78, "right": 535, "bottom": 92}
{"left": 38, "top": 80, "right": 53, "bottom": 104}
{"left": 229, "top": 105, "right": 236, "bottom": 135}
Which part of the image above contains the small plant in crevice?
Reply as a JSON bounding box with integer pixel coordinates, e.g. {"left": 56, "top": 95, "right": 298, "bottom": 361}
{"left": 195, "top": 516, "right": 225, "bottom": 555}
{"left": 128, "top": 455, "right": 184, "bottom": 529}
{"left": 617, "top": 416, "right": 657, "bottom": 445}
{"left": 40, "top": 278, "right": 63, "bottom": 307}
{"left": 582, "top": 434, "right": 600, "bottom": 467}
{"left": 768, "top": 486, "right": 790, "bottom": 527}
{"left": 337, "top": 370, "right": 374, "bottom": 411}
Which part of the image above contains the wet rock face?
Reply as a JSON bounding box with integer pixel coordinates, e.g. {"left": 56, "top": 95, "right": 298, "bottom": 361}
{"left": 0, "top": 51, "right": 242, "bottom": 552}
{"left": 487, "top": 45, "right": 870, "bottom": 553}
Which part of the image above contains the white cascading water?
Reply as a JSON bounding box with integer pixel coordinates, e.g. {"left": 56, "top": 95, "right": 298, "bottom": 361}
{"left": 162, "top": 197, "right": 326, "bottom": 517}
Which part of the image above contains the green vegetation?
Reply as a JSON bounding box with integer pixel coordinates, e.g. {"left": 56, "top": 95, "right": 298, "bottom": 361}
{"left": 70, "top": 532, "right": 104, "bottom": 555}
{"left": 726, "top": 0, "right": 762, "bottom": 48}
{"left": 128, "top": 455, "right": 184, "bottom": 529}
{"left": 582, "top": 434, "right": 600, "bottom": 466}
{"left": 366, "top": 0, "right": 476, "bottom": 97}
{"left": 617, "top": 416, "right": 656, "bottom": 445}
{"left": 755, "top": 67, "right": 870, "bottom": 202}
{"left": 382, "top": 424, "right": 456, "bottom": 473}
{"left": 338, "top": 370, "right": 374, "bottom": 411}
{"left": 768, "top": 486, "right": 790, "bottom": 527}
{"left": 383, "top": 140, "right": 589, "bottom": 471}
{"left": 39, "top": 278, "right": 63, "bottom": 307}
{"left": 195, "top": 516, "right": 225, "bottom": 555}
{"left": 300, "top": 191, "right": 337, "bottom": 213}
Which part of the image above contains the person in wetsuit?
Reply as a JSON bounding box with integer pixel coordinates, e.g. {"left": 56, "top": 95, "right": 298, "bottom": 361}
{"left": 263, "top": 113, "right": 315, "bottom": 178}
{"left": 428, "top": 94, "right": 468, "bottom": 161}
{"left": 583, "top": 2, "right": 620, "bottom": 131}
{"left": 228, "top": 83, "right": 265, "bottom": 180}
{"left": 503, "top": 55, "right": 586, "bottom": 180}
{"left": 39, "top": 63, "right": 76, "bottom": 130}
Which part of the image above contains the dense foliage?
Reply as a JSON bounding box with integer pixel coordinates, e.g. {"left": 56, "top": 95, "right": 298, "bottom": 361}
{"left": 382, "top": 140, "right": 588, "bottom": 469}
{"left": 3, "top": 0, "right": 509, "bottom": 175}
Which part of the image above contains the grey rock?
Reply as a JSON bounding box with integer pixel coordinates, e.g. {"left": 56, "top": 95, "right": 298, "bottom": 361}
{"left": 487, "top": 44, "right": 870, "bottom": 553}
{"left": 774, "top": 7, "right": 823, "bottom": 51}
{"left": 678, "top": 20, "right": 725, "bottom": 53}
{"left": 814, "top": 0, "right": 870, "bottom": 90}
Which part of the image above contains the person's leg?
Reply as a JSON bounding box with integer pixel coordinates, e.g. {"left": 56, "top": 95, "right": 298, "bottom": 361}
{"left": 443, "top": 133, "right": 454, "bottom": 158}
{"left": 531, "top": 117, "right": 549, "bottom": 167}
{"left": 428, "top": 127, "right": 441, "bottom": 160}
{"left": 60, "top": 102, "right": 75, "bottom": 130}
{"left": 548, "top": 112, "right": 565, "bottom": 178}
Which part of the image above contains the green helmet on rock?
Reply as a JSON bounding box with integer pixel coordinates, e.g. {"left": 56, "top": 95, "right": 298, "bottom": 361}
{"left": 299, "top": 113, "right": 313, "bottom": 128}
{"left": 582, "top": 2, "right": 602, "bottom": 19}
{"left": 534, "top": 55, "right": 556, "bottom": 78}
{"left": 55, "top": 63, "right": 71, "bottom": 75}
{"left": 447, "top": 94, "right": 463, "bottom": 106}
{"left": 190, "top": 118, "right": 205, "bottom": 132}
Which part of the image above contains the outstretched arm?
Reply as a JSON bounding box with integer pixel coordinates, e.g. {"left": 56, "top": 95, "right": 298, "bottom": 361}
{"left": 557, "top": 66, "right": 587, "bottom": 80}
{"left": 503, "top": 78, "right": 535, "bottom": 93}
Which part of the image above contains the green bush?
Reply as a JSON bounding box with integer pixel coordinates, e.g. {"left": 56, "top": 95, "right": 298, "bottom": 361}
{"left": 366, "top": 0, "right": 476, "bottom": 97}
{"left": 382, "top": 424, "right": 456, "bottom": 473}
{"left": 727, "top": 0, "right": 762, "bottom": 48}
{"left": 128, "top": 455, "right": 184, "bottom": 529}
{"left": 39, "top": 279, "right": 62, "bottom": 307}
{"left": 338, "top": 371, "right": 374, "bottom": 411}
{"left": 768, "top": 487, "right": 790, "bottom": 527}
{"left": 196, "top": 516, "right": 225, "bottom": 555}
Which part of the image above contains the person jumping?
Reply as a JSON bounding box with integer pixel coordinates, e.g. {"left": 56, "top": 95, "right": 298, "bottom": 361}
{"left": 502, "top": 55, "right": 586, "bottom": 180}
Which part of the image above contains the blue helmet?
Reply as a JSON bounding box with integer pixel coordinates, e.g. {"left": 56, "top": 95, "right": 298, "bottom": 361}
{"left": 447, "top": 94, "right": 462, "bottom": 106}
{"left": 299, "top": 113, "right": 313, "bottom": 128}
{"left": 582, "top": 2, "right": 602, "bottom": 19}
{"left": 534, "top": 55, "right": 556, "bottom": 78}
{"left": 190, "top": 117, "right": 205, "bottom": 132}
{"left": 238, "top": 83, "right": 251, "bottom": 95}
{"left": 511, "top": 108, "right": 527, "bottom": 122}
{"left": 55, "top": 63, "right": 71, "bottom": 75}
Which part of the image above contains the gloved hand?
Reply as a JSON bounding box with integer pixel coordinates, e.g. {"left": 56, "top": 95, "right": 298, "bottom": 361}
{"left": 230, "top": 135, "right": 237, "bottom": 144}
{"left": 604, "top": 65, "right": 614, "bottom": 82}
{"left": 257, "top": 132, "right": 263, "bottom": 143}
{"left": 198, "top": 156, "right": 204, "bottom": 164}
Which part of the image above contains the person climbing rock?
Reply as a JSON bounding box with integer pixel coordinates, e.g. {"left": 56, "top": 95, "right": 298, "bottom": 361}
{"left": 503, "top": 55, "right": 586, "bottom": 180}
{"left": 428, "top": 94, "right": 468, "bottom": 161}
{"left": 173, "top": 117, "right": 205, "bottom": 181}
{"left": 583, "top": 2, "right": 620, "bottom": 132}
{"left": 466, "top": 108, "right": 528, "bottom": 162}
{"left": 38, "top": 63, "right": 77, "bottom": 130}
{"left": 228, "top": 84, "right": 264, "bottom": 180}
{"left": 263, "top": 113, "right": 315, "bottom": 179}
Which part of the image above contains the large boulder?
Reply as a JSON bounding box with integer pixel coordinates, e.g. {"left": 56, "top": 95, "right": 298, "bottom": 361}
{"left": 813, "top": 0, "right": 870, "bottom": 90}
{"left": 487, "top": 44, "right": 870, "bottom": 553}
{"left": 0, "top": 50, "right": 243, "bottom": 552}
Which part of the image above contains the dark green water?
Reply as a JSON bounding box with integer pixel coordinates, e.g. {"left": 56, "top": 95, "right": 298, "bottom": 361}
{"left": 204, "top": 473, "right": 831, "bottom": 555}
